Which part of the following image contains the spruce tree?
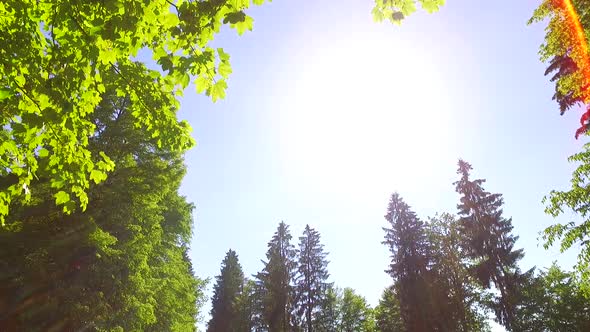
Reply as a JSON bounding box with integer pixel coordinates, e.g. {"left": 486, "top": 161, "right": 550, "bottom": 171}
{"left": 382, "top": 192, "right": 434, "bottom": 331}
{"left": 207, "top": 249, "right": 245, "bottom": 332}
{"left": 256, "top": 221, "right": 297, "bottom": 332}
{"left": 454, "top": 159, "right": 527, "bottom": 330}
{"left": 295, "top": 225, "right": 330, "bottom": 332}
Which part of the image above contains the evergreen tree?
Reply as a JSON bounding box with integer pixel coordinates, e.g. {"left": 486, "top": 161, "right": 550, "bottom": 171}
{"left": 382, "top": 192, "right": 434, "bottom": 331}
{"left": 454, "top": 159, "right": 528, "bottom": 331}
{"left": 207, "top": 249, "right": 245, "bottom": 332}
{"left": 256, "top": 221, "right": 297, "bottom": 332}
{"left": 249, "top": 281, "right": 268, "bottom": 332}
{"left": 295, "top": 225, "right": 330, "bottom": 332}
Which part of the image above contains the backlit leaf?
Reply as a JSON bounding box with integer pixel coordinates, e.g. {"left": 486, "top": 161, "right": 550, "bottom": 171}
{"left": 55, "top": 190, "right": 70, "bottom": 205}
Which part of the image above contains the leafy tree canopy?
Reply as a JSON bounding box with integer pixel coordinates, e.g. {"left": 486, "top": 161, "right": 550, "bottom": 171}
{"left": 0, "top": 92, "right": 204, "bottom": 331}
{"left": 544, "top": 143, "right": 590, "bottom": 293}
{"left": 529, "top": 0, "right": 590, "bottom": 137}
{"left": 0, "top": 0, "right": 267, "bottom": 223}
{"left": 372, "top": 0, "right": 445, "bottom": 24}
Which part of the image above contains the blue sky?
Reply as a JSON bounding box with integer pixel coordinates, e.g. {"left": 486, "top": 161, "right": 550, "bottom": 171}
{"left": 178, "top": 0, "right": 584, "bottom": 329}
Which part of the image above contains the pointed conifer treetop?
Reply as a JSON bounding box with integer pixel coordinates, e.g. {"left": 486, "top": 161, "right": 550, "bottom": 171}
{"left": 454, "top": 159, "right": 526, "bottom": 331}
{"left": 208, "top": 249, "right": 245, "bottom": 332}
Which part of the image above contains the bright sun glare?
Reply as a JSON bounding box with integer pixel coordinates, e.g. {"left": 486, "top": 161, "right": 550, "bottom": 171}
{"left": 278, "top": 36, "right": 456, "bottom": 197}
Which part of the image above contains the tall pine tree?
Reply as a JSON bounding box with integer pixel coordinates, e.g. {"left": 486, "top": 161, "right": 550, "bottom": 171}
{"left": 256, "top": 221, "right": 297, "bottom": 332}
{"left": 454, "top": 159, "right": 527, "bottom": 331}
{"left": 295, "top": 225, "right": 330, "bottom": 332}
{"left": 382, "top": 193, "right": 434, "bottom": 331}
{"left": 207, "top": 249, "right": 245, "bottom": 332}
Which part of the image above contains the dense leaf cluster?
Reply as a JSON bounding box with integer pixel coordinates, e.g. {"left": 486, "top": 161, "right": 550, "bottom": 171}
{"left": 0, "top": 93, "right": 205, "bottom": 331}
{"left": 530, "top": 0, "right": 590, "bottom": 114}
{"left": 0, "top": 0, "right": 267, "bottom": 223}
{"left": 372, "top": 0, "right": 445, "bottom": 24}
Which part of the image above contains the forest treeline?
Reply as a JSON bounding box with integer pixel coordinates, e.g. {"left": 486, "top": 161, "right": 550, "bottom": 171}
{"left": 206, "top": 161, "right": 590, "bottom": 332}
{"left": 3, "top": 0, "right": 590, "bottom": 331}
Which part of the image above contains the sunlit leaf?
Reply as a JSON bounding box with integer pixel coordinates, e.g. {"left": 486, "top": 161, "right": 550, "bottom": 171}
{"left": 210, "top": 80, "right": 227, "bottom": 102}
{"left": 0, "top": 89, "right": 11, "bottom": 100}
{"left": 195, "top": 75, "right": 210, "bottom": 94}
{"left": 38, "top": 148, "right": 49, "bottom": 158}
{"left": 218, "top": 62, "right": 232, "bottom": 79}
{"left": 90, "top": 169, "right": 107, "bottom": 184}
{"left": 55, "top": 190, "right": 70, "bottom": 205}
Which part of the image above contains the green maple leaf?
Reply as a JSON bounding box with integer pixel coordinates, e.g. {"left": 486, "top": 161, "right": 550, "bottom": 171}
{"left": 218, "top": 62, "right": 232, "bottom": 79}
{"left": 233, "top": 16, "right": 254, "bottom": 35}
{"left": 55, "top": 190, "right": 70, "bottom": 205}
{"left": 195, "top": 75, "right": 211, "bottom": 94}
{"left": 90, "top": 169, "right": 107, "bottom": 184}
{"left": 210, "top": 80, "right": 227, "bottom": 102}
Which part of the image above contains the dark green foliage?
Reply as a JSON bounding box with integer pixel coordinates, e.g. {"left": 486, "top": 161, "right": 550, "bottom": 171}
{"left": 256, "top": 221, "right": 298, "bottom": 332}
{"left": 0, "top": 93, "right": 204, "bottom": 331}
{"left": 295, "top": 224, "right": 331, "bottom": 332}
{"left": 544, "top": 142, "right": 590, "bottom": 292}
{"left": 513, "top": 263, "right": 590, "bottom": 331}
{"left": 544, "top": 54, "right": 583, "bottom": 115}
{"left": 454, "top": 160, "right": 528, "bottom": 331}
{"left": 207, "top": 249, "right": 245, "bottom": 332}
{"left": 383, "top": 192, "right": 436, "bottom": 331}
{"left": 426, "top": 214, "right": 490, "bottom": 332}
{"left": 381, "top": 195, "right": 491, "bottom": 331}
{"left": 339, "top": 287, "right": 375, "bottom": 332}
{"left": 374, "top": 286, "right": 404, "bottom": 332}
{"left": 315, "top": 285, "right": 341, "bottom": 332}
{"left": 249, "top": 280, "right": 269, "bottom": 331}
{"left": 234, "top": 279, "right": 258, "bottom": 332}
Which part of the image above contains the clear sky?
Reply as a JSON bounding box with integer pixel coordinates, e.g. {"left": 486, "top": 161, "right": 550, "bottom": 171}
{"left": 178, "top": 0, "right": 584, "bottom": 330}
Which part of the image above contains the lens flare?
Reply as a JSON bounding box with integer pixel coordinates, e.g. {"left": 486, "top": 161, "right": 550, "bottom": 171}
{"left": 558, "top": 0, "right": 590, "bottom": 138}
{"left": 563, "top": 0, "right": 590, "bottom": 95}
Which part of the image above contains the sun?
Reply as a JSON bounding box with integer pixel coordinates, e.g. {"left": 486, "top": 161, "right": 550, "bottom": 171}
{"left": 276, "top": 35, "right": 455, "bottom": 198}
